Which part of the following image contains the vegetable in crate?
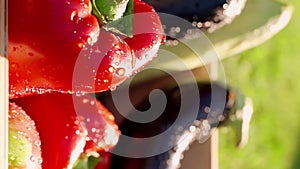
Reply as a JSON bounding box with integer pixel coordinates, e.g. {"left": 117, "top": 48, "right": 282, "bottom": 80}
{"left": 8, "top": 0, "right": 165, "bottom": 168}
{"left": 105, "top": 82, "right": 248, "bottom": 169}
{"left": 13, "top": 93, "right": 120, "bottom": 169}
{"left": 144, "top": 0, "right": 247, "bottom": 33}
{"left": 8, "top": 0, "right": 164, "bottom": 98}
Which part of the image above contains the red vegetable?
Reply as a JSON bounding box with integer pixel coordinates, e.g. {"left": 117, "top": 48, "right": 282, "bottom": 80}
{"left": 124, "top": 0, "right": 165, "bottom": 73}
{"left": 9, "top": 0, "right": 164, "bottom": 168}
{"left": 8, "top": 0, "right": 164, "bottom": 98}
{"left": 13, "top": 93, "right": 120, "bottom": 169}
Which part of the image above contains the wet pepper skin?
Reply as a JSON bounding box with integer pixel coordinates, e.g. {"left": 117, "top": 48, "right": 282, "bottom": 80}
{"left": 9, "top": 0, "right": 99, "bottom": 97}
{"left": 9, "top": 0, "right": 164, "bottom": 98}
{"left": 13, "top": 93, "right": 120, "bottom": 169}
{"left": 8, "top": 0, "right": 164, "bottom": 168}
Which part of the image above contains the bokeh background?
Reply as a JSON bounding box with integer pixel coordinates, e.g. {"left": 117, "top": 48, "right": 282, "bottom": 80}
{"left": 219, "top": 0, "right": 300, "bottom": 168}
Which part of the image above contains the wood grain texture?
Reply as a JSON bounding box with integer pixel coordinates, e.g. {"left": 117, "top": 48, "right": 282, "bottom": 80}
{"left": 179, "top": 61, "right": 219, "bottom": 169}
{"left": 0, "top": 0, "right": 8, "bottom": 167}
{"left": 180, "top": 131, "right": 219, "bottom": 169}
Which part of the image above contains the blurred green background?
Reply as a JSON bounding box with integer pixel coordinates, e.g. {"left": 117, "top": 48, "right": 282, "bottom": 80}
{"left": 219, "top": 0, "right": 300, "bottom": 168}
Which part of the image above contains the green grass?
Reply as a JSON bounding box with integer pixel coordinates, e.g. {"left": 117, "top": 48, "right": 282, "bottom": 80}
{"left": 219, "top": 0, "right": 300, "bottom": 169}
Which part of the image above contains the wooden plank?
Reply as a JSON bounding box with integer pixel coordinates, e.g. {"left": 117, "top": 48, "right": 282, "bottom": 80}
{"left": 179, "top": 62, "right": 220, "bottom": 169}
{"left": 180, "top": 131, "right": 219, "bottom": 169}
{"left": 0, "top": 0, "right": 8, "bottom": 167}
{"left": 210, "top": 131, "right": 219, "bottom": 169}
{"left": 0, "top": 57, "right": 8, "bottom": 169}
{"left": 207, "top": 58, "right": 219, "bottom": 169}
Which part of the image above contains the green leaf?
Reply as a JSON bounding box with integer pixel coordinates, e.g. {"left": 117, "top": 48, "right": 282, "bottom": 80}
{"left": 92, "top": 0, "right": 134, "bottom": 37}
{"left": 123, "top": 0, "right": 133, "bottom": 17}
{"left": 73, "top": 154, "right": 101, "bottom": 169}
{"left": 92, "top": 0, "right": 129, "bottom": 23}
{"left": 104, "top": 0, "right": 134, "bottom": 37}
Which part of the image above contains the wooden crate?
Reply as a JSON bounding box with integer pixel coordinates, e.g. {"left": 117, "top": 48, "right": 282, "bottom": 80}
{"left": 179, "top": 63, "right": 220, "bottom": 169}
{"left": 0, "top": 0, "right": 8, "bottom": 167}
